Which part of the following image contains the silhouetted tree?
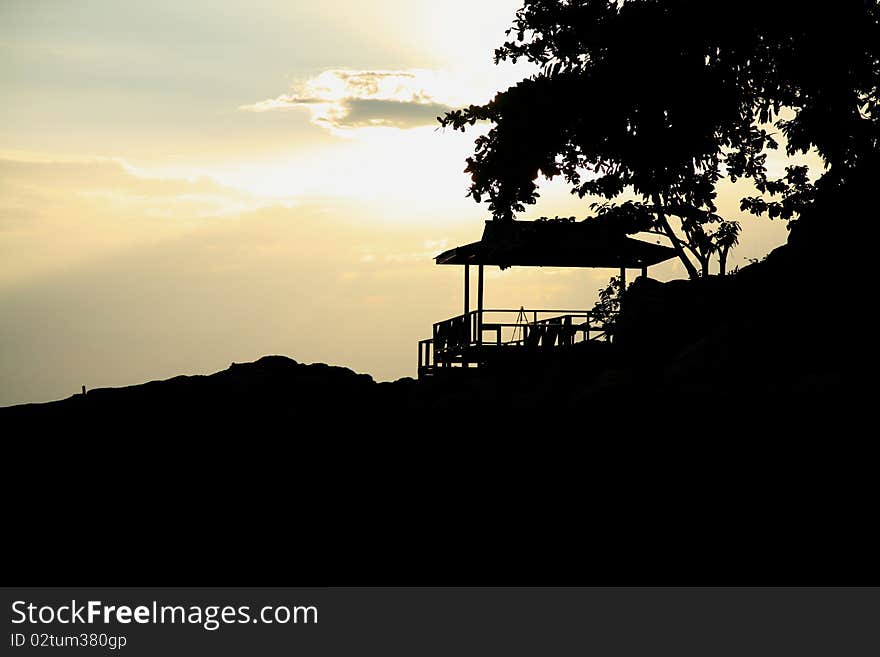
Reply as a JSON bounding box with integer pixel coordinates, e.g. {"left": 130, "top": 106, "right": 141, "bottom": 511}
{"left": 440, "top": 0, "right": 880, "bottom": 279}
{"left": 713, "top": 221, "right": 740, "bottom": 277}
{"left": 590, "top": 275, "right": 623, "bottom": 332}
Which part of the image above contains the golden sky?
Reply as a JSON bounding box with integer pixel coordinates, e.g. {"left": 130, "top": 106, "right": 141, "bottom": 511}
{"left": 0, "top": 0, "right": 797, "bottom": 405}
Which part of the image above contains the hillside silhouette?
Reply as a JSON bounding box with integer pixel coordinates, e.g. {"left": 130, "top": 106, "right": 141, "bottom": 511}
{"left": 2, "top": 212, "right": 871, "bottom": 585}
{"left": 1, "top": 222, "right": 860, "bottom": 434}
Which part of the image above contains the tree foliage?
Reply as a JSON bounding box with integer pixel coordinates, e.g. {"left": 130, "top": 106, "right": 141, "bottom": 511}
{"left": 590, "top": 275, "right": 624, "bottom": 331}
{"left": 440, "top": 0, "right": 880, "bottom": 278}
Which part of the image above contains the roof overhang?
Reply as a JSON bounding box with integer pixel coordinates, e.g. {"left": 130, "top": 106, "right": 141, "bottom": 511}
{"left": 435, "top": 220, "right": 677, "bottom": 268}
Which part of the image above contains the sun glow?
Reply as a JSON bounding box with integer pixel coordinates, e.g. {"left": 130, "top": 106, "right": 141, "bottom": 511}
{"left": 134, "top": 125, "right": 487, "bottom": 225}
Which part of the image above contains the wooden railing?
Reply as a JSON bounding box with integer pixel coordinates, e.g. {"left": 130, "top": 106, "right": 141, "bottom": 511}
{"left": 419, "top": 308, "right": 616, "bottom": 375}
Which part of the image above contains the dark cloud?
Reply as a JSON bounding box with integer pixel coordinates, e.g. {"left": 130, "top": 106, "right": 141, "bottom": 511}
{"left": 242, "top": 69, "right": 455, "bottom": 131}
{"left": 319, "top": 99, "right": 453, "bottom": 129}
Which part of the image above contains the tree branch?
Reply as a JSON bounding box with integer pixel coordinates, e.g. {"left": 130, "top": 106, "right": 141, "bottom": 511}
{"left": 651, "top": 192, "right": 699, "bottom": 279}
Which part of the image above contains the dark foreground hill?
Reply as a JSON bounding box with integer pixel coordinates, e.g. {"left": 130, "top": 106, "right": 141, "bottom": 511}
{"left": 3, "top": 355, "right": 411, "bottom": 424}
{"left": 2, "top": 208, "right": 872, "bottom": 585}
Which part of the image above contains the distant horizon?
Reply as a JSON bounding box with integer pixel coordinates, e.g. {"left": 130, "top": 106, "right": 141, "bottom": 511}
{"left": 0, "top": 1, "right": 805, "bottom": 406}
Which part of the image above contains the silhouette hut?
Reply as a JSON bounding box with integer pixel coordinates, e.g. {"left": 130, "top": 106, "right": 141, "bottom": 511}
{"left": 417, "top": 218, "right": 677, "bottom": 378}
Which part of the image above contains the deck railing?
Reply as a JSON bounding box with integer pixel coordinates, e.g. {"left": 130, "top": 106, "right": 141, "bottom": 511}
{"left": 418, "top": 308, "right": 616, "bottom": 375}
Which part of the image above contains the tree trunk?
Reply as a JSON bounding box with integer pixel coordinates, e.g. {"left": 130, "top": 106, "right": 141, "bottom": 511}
{"left": 719, "top": 249, "right": 728, "bottom": 276}
{"left": 651, "top": 192, "right": 700, "bottom": 280}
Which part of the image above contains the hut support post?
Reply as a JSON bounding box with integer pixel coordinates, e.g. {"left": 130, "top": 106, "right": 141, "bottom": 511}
{"left": 464, "top": 264, "right": 470, "bottom": 317}
{"left": 463, "top": 265, "right": 470, "bottom": 367}
{"left": 477, "top": 265, "right": 484, "bottom": 346}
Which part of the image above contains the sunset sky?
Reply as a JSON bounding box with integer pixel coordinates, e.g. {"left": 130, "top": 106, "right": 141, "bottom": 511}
{"left": 1, "top": 1, "right": 799, "bottom": 405}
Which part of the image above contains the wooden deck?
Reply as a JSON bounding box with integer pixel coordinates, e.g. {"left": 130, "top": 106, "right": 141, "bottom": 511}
{"left": 418, "top": 308, "right": 615, "bottom": 378}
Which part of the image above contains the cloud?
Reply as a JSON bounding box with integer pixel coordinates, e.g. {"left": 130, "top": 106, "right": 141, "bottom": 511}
{"left": 0, "top": 156, "right": 275, "bottom": 220}
{"left": 332, "top": 98, "right": 453, "bottom": 129}
{"left": 241, "top": 69, "right": 454, "bottom": 131}
{"left": 0, "top": 154, "right": 295, "bottom": 288}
